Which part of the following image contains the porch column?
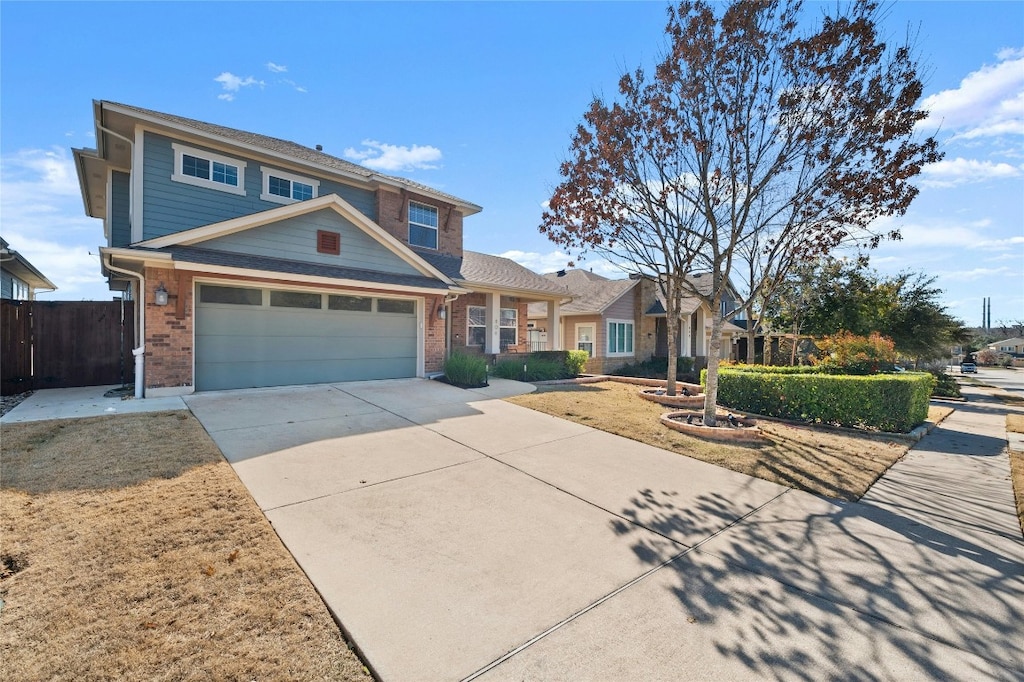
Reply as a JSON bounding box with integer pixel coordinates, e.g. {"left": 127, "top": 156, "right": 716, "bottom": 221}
{"left": 680, "top": 315, "right": 690, "bottom": 356}
{"left": 546, "top": 300, "right": 561, "bottom": 350}
{"left": 694, "top": 308, "right": 706, "bottom": 356}
{"left": 484, "top": 292, "right": 501, "bottom": 354}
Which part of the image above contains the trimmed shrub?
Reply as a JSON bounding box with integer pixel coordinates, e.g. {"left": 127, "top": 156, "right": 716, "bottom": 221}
{"left": 705, "top": 368, "right": 935, "bottom": 433}
{"left": 529, "top": 350, "right": 589, "bottom": 378}
{"left": 444, "top": 352, "right": 488, "bottom": 388}
{"left": 929, "top": 369, "right": 962, "bottom": 399}
{"left": 491, "top": 357, "right": 567, "bottom": 382}
{"left": 611, "top": 356, "right": 696, "bottom": 380}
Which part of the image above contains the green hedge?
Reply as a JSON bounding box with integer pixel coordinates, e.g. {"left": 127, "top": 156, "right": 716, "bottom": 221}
{"left": 529, "top": 350, "right": 589, "bottom": 377}
{"left": 611, "top": 356, "right": 695, "bottom": 379}
{"left": 492, "top": 357, "right": 566, "bottom": 382}
{"left": 702, "top": 368, "right": 935, "bottom": 433}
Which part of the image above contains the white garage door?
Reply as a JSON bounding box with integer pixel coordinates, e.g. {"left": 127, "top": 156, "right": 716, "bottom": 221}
{"left": 195, "top": 284, "right": 418, "bottom": 391}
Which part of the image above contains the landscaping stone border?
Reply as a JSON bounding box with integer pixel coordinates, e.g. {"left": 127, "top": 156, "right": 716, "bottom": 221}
{"left": 638, "top": 387, "right": 705, "bottom": 408}
{"left": 660, "top": 410, "right": 763, "bottom": 442}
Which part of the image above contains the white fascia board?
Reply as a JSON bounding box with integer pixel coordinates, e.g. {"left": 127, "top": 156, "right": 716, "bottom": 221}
{"left": 175, "top": 261, "right": 466, "bottom": 296}
{"left": 100, "top": 247, "right": 173, "bottom": 273}
{"left": 102, "top": 102, "right": 481, "bottom": 217}
{"left": 72, "top": 147, "right": 101, "bottom": 218}
{"left": 136, "top": 194, "right": 455, "bottom": 285}
{"left": 460, "top": 282, "right": 572, "bottom": 302}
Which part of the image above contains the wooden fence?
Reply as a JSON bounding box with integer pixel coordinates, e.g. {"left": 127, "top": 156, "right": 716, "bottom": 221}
{"left": 1, "top": 300, "right": 135, "bottom": 395}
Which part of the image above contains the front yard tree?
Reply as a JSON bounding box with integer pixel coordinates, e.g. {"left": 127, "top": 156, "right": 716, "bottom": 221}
{"left": 540, "top": 0, "right": 940, "bottom": 425}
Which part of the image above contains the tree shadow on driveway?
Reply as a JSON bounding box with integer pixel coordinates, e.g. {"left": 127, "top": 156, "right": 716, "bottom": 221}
{"left": 610, "top": 486, "right": 1024, "bottom": 678}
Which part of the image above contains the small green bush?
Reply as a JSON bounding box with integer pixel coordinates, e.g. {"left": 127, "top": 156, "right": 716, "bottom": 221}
{"left": 529, "top": 350, "right": 588, "bottom": 378}
{"left": 704, "top": 367, "right": 934, "bottom": 433}
{"left": 565, "top": 350, "right": 589, "bottom": 376}
{"left": 444, "top": 352, "right": 488, "bottom": 388}
{"left": 929, "top": 369, "right": 962, "bottom": 398}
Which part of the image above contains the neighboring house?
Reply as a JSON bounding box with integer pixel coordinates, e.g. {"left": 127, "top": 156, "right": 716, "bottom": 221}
{"left": 987, "top": 337, "right": 1024, "bottom": 366}
{"left": 0, "top": 237, "right": 56, "bottom": 300}
{"left": 527, "top": 269, "right": 746, "bottom": 374}
{"left": 73, "top": 101, "right": 567, "bottom": 397}
{"left": 988, "top": 337, "right": 1024, "bottom": 356}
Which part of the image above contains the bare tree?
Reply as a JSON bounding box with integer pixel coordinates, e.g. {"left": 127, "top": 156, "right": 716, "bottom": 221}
{"left": 540, "top": 0, "right": 940, "bottom": 425}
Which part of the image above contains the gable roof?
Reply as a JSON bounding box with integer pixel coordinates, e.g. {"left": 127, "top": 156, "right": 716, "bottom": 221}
{"left": 536, "top": 269, "right": 637, "bottom": 315}
{"left": 416, "top": 250, "right": 569, "bottom": 300}
{"left": 136, "top": 193, "right": 453, "bottom": 284}
{"left": 0, "top": 237, "right": 57, "bottom": 292}
{"left": 90, "top": 100, "right": 481, "bottom": 216}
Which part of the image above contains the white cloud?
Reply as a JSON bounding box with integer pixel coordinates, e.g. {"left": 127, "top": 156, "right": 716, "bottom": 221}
{"left": 213, "top": 72, "right": 264, "bottom": 101}
{"left": 0, "top": 147, "right": 110, "bottom": 299}
{"left": 919, "top": 157, "right": 1022, "bottom": 188}
{"left": 343, "top": 140, "right": 443, "bottom": 172}
{"left": 266, "top": 62, "right": 287, "bottom": 73}
{"left": 919, "top": 48, "right": 1024, "bottom": 139}
{"left": 938, "top": 266, "right": 1016, "bottom": 282}
{"left": 498, "top": 249, "right": 628, "bottom": 278}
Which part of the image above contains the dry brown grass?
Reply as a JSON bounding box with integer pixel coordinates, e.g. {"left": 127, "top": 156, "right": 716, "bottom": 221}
{"left": 0, "top": 411, "right": 370, "bottom": 682}
{"left": 508, "top": 381, "right": 951, "bottom": 501}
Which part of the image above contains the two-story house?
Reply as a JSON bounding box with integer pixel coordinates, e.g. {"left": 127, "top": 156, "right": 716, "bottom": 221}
{"left": 73, "top": 101, "right": 567, "bottom": 397}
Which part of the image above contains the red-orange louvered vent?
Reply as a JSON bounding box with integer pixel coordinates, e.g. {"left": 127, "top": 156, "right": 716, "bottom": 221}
{"left": 317, "top": 230, "right": 340, "bottom": 255}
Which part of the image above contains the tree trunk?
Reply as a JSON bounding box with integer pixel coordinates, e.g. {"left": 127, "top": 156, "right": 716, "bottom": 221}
{"left": 665, "top": 312, "right": 679, "bottom": 396}
{"left": 703, "top": 314, "right": 725, "bottom": 427}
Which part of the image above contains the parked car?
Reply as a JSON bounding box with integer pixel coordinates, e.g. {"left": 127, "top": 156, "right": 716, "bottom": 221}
{"left": 960, "top": 362, "right": 977, "bottom": 374}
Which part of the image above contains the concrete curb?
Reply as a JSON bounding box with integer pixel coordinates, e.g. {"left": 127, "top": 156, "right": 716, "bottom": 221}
{"left": 1008, "top": 431, "right": 1024, "bottom": 453}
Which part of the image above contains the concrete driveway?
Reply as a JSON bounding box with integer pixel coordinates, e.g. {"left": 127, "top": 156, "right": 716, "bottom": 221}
{"left": 185, "top": 378, "right": 1024, "bottom": 681}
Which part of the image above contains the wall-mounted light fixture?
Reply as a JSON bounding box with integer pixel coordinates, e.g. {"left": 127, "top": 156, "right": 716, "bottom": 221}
{"left": 154, "top": 283, "right": 169, "bottom": 306}
{"left": 437, "top": 302, "right": 447, "bottom": 320}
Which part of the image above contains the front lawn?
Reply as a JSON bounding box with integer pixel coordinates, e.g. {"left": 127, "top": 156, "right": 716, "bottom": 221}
{"left": 507, "top": 381, "right": 952, "bottom": 501}
{"left": 0, "top": 411, "right": 370, "bottom": 681}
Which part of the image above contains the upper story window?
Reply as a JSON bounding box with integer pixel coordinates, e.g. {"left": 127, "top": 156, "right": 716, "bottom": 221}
{"left": 171, "top": 143, "right": 246, "bottom": 196}
{"left": 261, "top": 166, "right": 319, "bottom": 205}
{"left": 409, "top": 201, "right": 438, "bottom": 250}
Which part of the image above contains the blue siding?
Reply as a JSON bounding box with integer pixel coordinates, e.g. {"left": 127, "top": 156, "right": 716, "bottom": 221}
{"left": 205, "top": 209, "right": 422, "bottom": 276}
{"left": 110, "top": 171, "right": 132, "bottom": 247}
{"left": 140, "top": 132, "right": 377, "bottom": 241}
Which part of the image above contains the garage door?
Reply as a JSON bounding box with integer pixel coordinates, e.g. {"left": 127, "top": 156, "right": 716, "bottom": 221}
{"left": 195, "top": 284, "right": 418, "bottom": 391}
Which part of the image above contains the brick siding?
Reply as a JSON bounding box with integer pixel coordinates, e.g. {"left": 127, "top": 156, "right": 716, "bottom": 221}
{"left": 376, "top": 188, "right": 463, "bottom": 257}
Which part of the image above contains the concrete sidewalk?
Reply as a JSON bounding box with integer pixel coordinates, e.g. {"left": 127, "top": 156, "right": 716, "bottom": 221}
{"left": 183, "top": 377, "right": 1024, "bottom": 680}
{"left": 0, "top": 384, "right": 187, "bottom": 423}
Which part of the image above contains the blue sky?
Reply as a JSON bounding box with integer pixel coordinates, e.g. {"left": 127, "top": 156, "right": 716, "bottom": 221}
{"left": 2, "top": 1, "right": 1022, "bottom": 328}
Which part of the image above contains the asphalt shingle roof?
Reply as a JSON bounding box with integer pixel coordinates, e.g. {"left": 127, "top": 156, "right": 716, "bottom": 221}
{"left": 415, "top": 250, "right": 569, "bottom": 298}
{"left": 105, "top": 101, "right": 479, "bottom": 211}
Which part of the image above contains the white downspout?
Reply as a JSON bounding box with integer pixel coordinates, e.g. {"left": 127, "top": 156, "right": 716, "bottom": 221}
{"left": 104, "top": 253, "right": 145, "bottom": 399}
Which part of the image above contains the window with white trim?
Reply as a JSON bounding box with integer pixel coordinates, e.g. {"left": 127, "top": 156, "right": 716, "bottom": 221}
{"left": 408, "top": 201, "right": 438, "bottom": 249}
{"left": 607, "top": 320, "right": 634, "bottom": 355}
{"left": 260, "top": 166, "right": 319, "bottom": 204}
{"left": 171, "top": 143, "right": 246, "bottom": 195}
{"left": 500, "top": 308, "right": 518, "bottom": 348}
{"left": 468, "top": 305, "right": 486, "bottom": 346}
